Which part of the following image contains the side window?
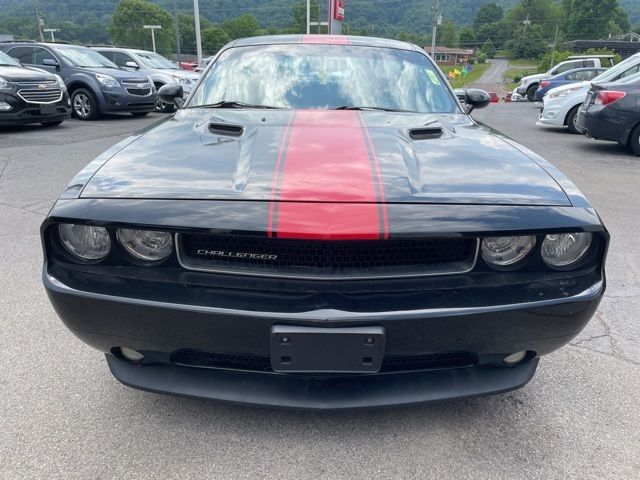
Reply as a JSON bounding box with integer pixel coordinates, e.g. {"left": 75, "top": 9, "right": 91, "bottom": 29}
{"left": 98, "top": 51, "right": 114, "bottom": 62}
{"left": 585, "top": 70, "right": 600, "bottom": 80}
{"left": 585, "top": 60, "right": 595, "bottom": 67}
{"left": 565, "top": 72, "right": 578, "bottom": 80}
{"left": 617, "top": 64, "right": 640, "bottom": 80}
{"left": 112, "top": 52, "right": 136, "bottom": 67}
{"left": 6, "top": 46, "right": 34, "bottom": 64}
{"left": 32, "top": 47, "right": 56, "bottom": 65}
{"left": 554, "top": 62, "right": 574, "bottom": 75}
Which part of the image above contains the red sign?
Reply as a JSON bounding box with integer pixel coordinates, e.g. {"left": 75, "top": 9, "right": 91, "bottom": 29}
{"left": 334, "top": 0, "right": 345, "bottom": 21}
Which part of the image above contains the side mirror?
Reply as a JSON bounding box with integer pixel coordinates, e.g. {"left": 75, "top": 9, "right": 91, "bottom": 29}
{"left": 125, "top": 61, "right": 139, "bottom": 69}
{"left": 158, "top": 83, "right": 184, "bottom": 109}
{"left": 463, "top": 89, "right": 491, "bottom": 113}
{"left": 42, "top": 58, "right": 60, "bottom": 68}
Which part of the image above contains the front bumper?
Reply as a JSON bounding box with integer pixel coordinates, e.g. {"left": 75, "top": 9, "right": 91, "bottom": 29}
{"left": 98, "top": 89, "right": 156, "bottom": 114}
{"left": 0, "top": 92, "right": 71, "bottom": 126}
{"left": 538, "top": 102, "right": 569, "bottom": 127}
{"left": 45, "top": 269, "right": 603, "bottom": 408}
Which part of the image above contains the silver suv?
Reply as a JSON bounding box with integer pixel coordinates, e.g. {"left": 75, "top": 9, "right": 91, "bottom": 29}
{"left": 93, "top": 47, "right": 199, "bottom": 112}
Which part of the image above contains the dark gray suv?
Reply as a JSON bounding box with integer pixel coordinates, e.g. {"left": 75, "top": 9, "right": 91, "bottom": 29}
{"left": 0, "top": 42, "right": 157, "bottom": 120}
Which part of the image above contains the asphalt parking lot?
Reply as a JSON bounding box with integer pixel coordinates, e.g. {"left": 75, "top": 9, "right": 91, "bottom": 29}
{"left": 1, "top": 105, "right": 639, "bottom": 479}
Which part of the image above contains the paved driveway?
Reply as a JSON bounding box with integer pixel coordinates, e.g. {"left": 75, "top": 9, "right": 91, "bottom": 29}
{"left": 1, "top": 107, "right": 638, "bottom": 479}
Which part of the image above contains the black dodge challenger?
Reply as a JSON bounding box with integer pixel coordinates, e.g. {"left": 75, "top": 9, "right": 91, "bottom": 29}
{"left": 42, "top": 35, "right": 608, "bottom": 409}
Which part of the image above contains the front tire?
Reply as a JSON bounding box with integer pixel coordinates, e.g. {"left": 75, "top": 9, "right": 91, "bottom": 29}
{"left": 566, "top": 106, "right": 580, "bottom": 134}
{"left": 630, "top": 124, "right": 640, "bottom": 156}
{"left": 526, "top": 84, "right": 538, "bottom": 102}
{"left": 71, "top": 88, "right": 99, "bottom": 120}
{"left": 41, "top": 120, "right": 63, "bottom": 127}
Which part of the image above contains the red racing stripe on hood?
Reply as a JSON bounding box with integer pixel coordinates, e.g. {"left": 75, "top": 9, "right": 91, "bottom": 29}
{"left": 273, "top": 110, "right": 387, "bottom": 240}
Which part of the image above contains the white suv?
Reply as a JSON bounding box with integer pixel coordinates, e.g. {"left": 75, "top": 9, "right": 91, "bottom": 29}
{"left": 538, "top": 53, "right": 640, "bottom": 133}
{"left": 517, "top": 55, "right": 615, "bottom": 102}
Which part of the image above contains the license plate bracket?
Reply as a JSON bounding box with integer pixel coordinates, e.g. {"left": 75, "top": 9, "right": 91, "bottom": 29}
{"left": 40, "top": 104, "right": 58, "bottom": 115}
{"left": 270, "top": 326, "right": 385, "bottom": 373}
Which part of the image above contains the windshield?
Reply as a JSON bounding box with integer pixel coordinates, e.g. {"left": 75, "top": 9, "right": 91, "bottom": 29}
{"left": 592, "top": 54, "right": 640, "bottom": 82}
{"left": 0, "top": 50, "right": 20, "bottom": 66}
{"left": 135, "top": 51, "right": 177, "bottom": 70}
{"left": 189, "top": 44, "right": 459, "bottom": 113}
{"left": 55, "top": 46, "right": 118, "bottom": 68}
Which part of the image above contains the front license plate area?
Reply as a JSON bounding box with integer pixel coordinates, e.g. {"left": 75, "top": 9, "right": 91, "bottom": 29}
{"left": 40, "top": 104, "right": 58, "bottom": 115}
{"left": 270, "top": 326, "right": 385, "bottom": 373}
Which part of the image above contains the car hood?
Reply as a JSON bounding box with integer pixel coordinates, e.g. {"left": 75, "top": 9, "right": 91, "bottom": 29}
{"left": 79, "top": 66, "right": 149, "bottom": 81}
{"left": 0, "top": 65, "right": 54, "bottom": 82}
{"left": 80, "top": 109, "right": 571, "bottom": 206}
{"left": 522, "top": 73, "right": 547, "bottom": 83}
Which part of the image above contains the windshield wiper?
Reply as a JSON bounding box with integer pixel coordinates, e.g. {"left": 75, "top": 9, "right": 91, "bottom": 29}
{"left": 193, "top": 101, "right": 282, "bottom": 110}
{"left": 334, "top": 106, "right": 419, "bottom": 113}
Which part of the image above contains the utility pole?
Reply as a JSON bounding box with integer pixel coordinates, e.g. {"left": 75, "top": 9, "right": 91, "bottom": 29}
{"left": 44, "top": 28, "right": 59, "bottom": 42}
{"left": 306, "top": 0, "right": 311, "bottom": 34}
{"left": 430, "top": 0, "right": 441, "bottom": 58}
{"left": 33, "top": 3, "right": 44, "bottom": 42}
{"left": 550, "top": 24, "right": 559, "bottom": 67}
{"left": 194, "top": 0, "right": 203, "bottom": 64}
{"left": 143, "top": 25, "right": 161, "bottom": 52}
{"left": 523, "top": 14, "right": 531, "bottom": 35}
{"left": 174, "top": 0, "right": 181, "bottom": 68}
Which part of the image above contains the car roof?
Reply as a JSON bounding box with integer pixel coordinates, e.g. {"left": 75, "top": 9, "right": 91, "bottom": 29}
{"left": 231, "top": 34, "right": 419, "bottom": 52}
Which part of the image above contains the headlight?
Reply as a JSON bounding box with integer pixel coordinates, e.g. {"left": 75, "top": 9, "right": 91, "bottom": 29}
{"left": 171, "top": 74, "right": 191, "bottom": 86}
{"left": 541, "top": 233, "right": 592, "bottom": 268}
{"left": 95, "top": 73, "right": 119, "bottom": 88}
{"left": 117, "top": 229, "right": 173, "bottom": 261}
{"left": 547, "top": 87, "right": 582, "bottom": 100}
{"left": 58, "top": 224, "right": 111, "bottom": 261}
{"left": 482, "top": 236, "right": 536, "bottom": 267}
{"left": 54, "top": 74, "right": 67, "bottom": 92}
{"left": 0, "top": 76, "right": 14, "bottom": 92}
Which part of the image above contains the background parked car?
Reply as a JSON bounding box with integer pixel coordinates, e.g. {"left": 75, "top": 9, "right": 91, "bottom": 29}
{"left": 194, "top": 56, "right": 213, "bottom": 73}
{"left": 0, "top": 49, "right": 70, "bottom": 127}
{"left": 534, "top": 67, "right": 606, "bottom": 102}
{"left": 92, "top": 47, "right": 199, "bottom": 113}
{"left": 518, "top": 55, "right": 615, "bottom": 102}
{"left": 576, "top": 72, "right": 640, "bottom": 156}
{"left": 538, "top": 52, "right": 640, "bottom": 134}
{"left": 0, "top": 42, "right": 156, "bottom": 120}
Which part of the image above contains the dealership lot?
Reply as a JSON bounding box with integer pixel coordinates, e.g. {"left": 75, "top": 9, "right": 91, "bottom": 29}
{"left": 1, "top": 105, "right": 639, "bottom": 479}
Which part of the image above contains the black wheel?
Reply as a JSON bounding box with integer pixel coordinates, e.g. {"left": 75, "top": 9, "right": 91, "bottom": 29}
{"left": 71, "top": 88, "right": 99, "bottom": 120}
{"left": 131, "top": 112, "right": 150, "bottom": 117}
{"left": 41, "top": 120, "right": 63, "bottom": 127}
{"left": 154, "top": 84, "right": 175, "bottom": 113}
{"left": 526, "top": 84, "right": 538, "bottom": 102}
{"left": 566, "top": 106, "right": 581, "bottom": 134}
{"left": 630, "top": 124, "right": 640, "bottom": 156}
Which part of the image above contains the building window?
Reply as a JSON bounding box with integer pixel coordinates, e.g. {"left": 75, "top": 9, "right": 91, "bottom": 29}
{"left": 434, "top": 53, "right": 450, "bottom": 62}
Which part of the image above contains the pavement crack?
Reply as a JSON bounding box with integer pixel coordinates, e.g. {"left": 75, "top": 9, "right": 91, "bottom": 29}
{"left": 0, "top": 154, "right": 11, "bottom": 181}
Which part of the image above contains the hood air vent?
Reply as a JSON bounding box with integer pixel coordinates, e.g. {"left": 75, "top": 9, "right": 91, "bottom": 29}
{"left": 409, "top": 126, "right": 443, "bottom": 141}
{"left": 209, "top": 123, "right": 245, "bottom": 137}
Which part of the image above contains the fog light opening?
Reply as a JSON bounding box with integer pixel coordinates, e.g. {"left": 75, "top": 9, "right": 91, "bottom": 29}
{"left": 503, "top": 351, "right": 528, "bottom": 366}
{"left": 120, "top": 347, "right": 145, "bottom": 362}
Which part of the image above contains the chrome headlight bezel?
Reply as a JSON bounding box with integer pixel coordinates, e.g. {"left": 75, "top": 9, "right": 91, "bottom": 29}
{"left": 58, "top": 223, "right": 112, "bottom": 262}
{"left": 481, "top": 235, "right": 537, "bottom": 269}
{"left": 541, "top": 232, "right": 593, "bottom": 269}
{"left": 116, "top": 228, "right": 174, "bottom": 262}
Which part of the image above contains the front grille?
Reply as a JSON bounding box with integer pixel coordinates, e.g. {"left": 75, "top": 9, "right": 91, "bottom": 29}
{"left": 177, "top": 234, "right": 478, "bottom": 279}
{"left": 125, "top": 88, "right": 151, "bottom": 96}
{"left": 171, "top": 349, "right": 478, "bottom": 374}
{"left": 17, "top": 88, "right": 63, "bottom": 104}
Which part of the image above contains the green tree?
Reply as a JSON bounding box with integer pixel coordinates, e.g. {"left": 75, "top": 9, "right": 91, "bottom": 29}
{"left": 563, "top": 0, "right": 630, "bottom": 39}
{"left": 507, "top": 24, "right": 548, "bottom": 59}
{"left": 477, "top": 21, "right": 508, "bottom": 47}
{"left": 109, "top": 0, "right": 175, "bottom": 55}
{"left": 439, "top": 19, "right": 459, "bottom": 47}
{"left": 481, "top": 39, "right": 496, "bottom": 58}
{"left": 202, "top": 26, "right": 231, "bottom": 55}
{"left": 292, "top": 0, "right": 320, "bottom": 33}
{"left": 459, "top": 27, "right": 477, "bottom": 48}
{"left": 222, "top": 14, "right": 262, "bottom": 40}
{"left": 473, "top": 2, "right": 504, "bottom": 31}
{"left": 506, "top": 0, "right": 563, "bottom": 39}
